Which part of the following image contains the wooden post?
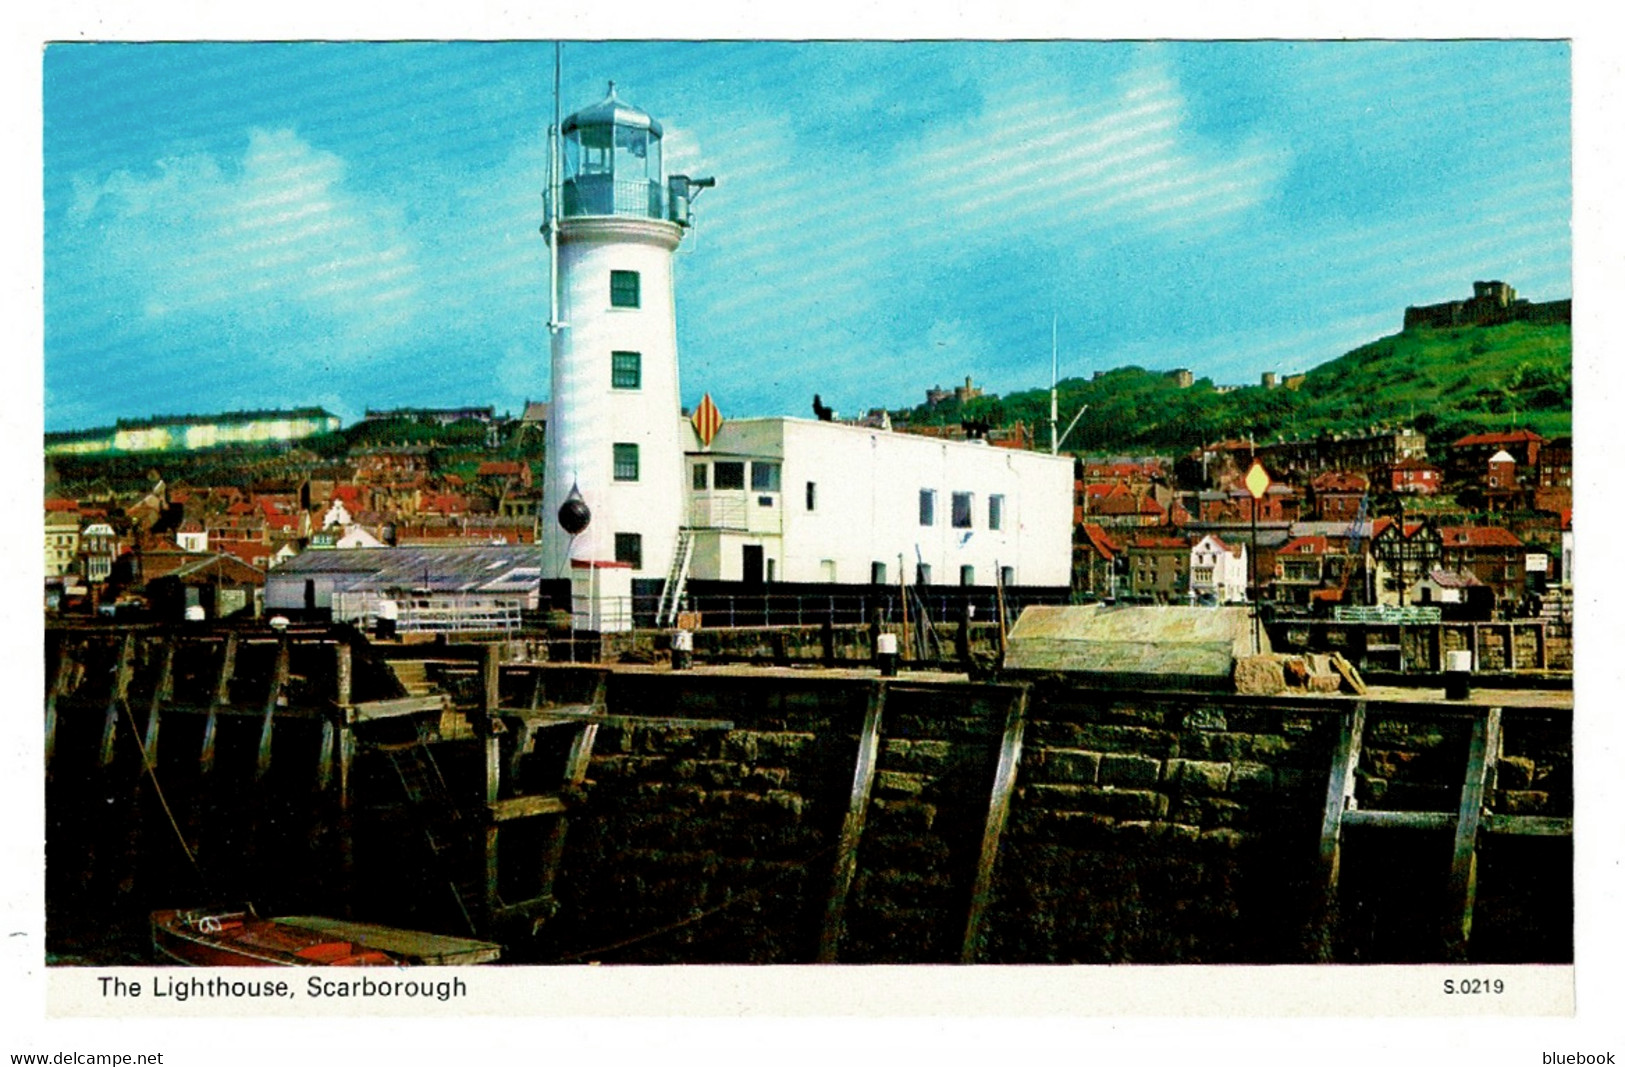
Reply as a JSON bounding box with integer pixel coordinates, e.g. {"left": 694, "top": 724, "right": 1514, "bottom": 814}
{"left": 994, "top": 563, "right": 1010, "bottom": 663}
{"left": 254, "top": 636, "right": 291, "bottom": 782}
{"left": 1446, "top": 707, "right": 1502, "bottom": 959}
{"left": 45, "top": 641, "right": 75, "bottom": 771}
{"left": 320, "top": 643, "right": 352, "bottom": 792}
{"left": 898, "top": 563, "right": 911, "bottom": 662}
{"left": 817, "top": 681, "right": 886, "bottom": 962}
{"left": 962, "top": 686, "right": 1029, "bottom": 962}
{"left": 99, "top": 635, "right": 136, "bottom": 768}
{"left": 1317, "top": 701, "right": 1367, "bottom": 890}
{"left": 143, "top": 640, "right": 175, "bottom": 765}
{"left": 201, "top": 633, "right": 238, "bottom": 774}
{"left": 1505, "top": 623, "right": 1516, "bottom": 672}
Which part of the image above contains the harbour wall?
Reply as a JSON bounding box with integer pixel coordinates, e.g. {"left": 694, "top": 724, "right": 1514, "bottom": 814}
{"left": 43, "top": 625, "right": 1572, "bottom": 965}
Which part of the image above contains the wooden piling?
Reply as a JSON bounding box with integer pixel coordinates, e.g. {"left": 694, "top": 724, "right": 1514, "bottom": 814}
{"left": 143, "top": 640, "right": 174, "bottom": 764}
{"left": 961, "top": 685, "right": 1029, "bottom": 963}
{"left": 254, "top": 636, "right": 291, "bottom": 782}
{"left": 45, "top": 640, "right": 75, "bottom": 770}
{"left": 99, "top": 635, "right": 136, "bottom": 769}
{"left": 201, "top": 633, "right": 237, "bottom": 774}
{"left": 817, "top": 681, "right": 886, "bottom": 962}
{"left": 1446, "top": 707, "right": 1502, "bottom": 959}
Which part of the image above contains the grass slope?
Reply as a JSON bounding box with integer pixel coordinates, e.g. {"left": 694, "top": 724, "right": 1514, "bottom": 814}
{"left": 901, "top": 321, "right": 1571, "bottom": 455}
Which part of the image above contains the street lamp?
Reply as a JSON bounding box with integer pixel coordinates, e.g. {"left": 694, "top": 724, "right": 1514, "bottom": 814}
{"left": 1244, "top": 459, "right": 1271, "bottom": 654}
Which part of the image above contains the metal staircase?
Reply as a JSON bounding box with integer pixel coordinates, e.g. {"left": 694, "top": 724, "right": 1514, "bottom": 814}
{"left": 656, "top": 527, "right": 695, "bottom": 627}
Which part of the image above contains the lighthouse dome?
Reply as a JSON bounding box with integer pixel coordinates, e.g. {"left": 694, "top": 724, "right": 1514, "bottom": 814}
{"left": 562, "top": 81, "right": 664, "bottom": 138}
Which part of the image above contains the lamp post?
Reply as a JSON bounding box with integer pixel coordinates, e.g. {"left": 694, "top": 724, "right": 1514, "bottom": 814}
{"left": 1244, "top": 460, "right": 1271, "bottom": 654}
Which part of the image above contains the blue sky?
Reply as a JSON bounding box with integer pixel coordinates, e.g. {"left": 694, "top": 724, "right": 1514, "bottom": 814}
{"left": 42, "top": 40, "right": 1571, "bottom": 431}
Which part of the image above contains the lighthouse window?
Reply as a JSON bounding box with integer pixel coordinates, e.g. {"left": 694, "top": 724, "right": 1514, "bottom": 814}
{"left": 952, "top": 492, "right": 974, "bottom": 529}
{"left": 614, "top": 533, "right": 643, "bottom": 569}
{"left": 806, "top": 482, "right": 817, "bottom": 511}
{"left": 612, "top": 351, "right": 642, "bottom": 389}
{"left": 919, "top": 489, "right": 937, "bottom": 527}
{"left": 751, "top": 462, "right": 781, "bottom": 492}
{"left": 989, "top": 494, "right": 1005, "bottom": 530}
{"left": 613, "top": 443, "right": 640, "bottom": 481}
{"left": 610, "top": 270, "right": 641, "bottom": 308}
{"left": 714, "top": 461, "right": 745, "bottom": 490}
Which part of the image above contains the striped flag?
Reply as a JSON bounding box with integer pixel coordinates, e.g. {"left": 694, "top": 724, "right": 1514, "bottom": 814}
{"left": 691, "top": 392, "right": 723, "bottom": 447}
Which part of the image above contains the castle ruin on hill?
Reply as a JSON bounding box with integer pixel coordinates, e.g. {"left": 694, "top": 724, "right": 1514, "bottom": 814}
{"left": 1403, "top": 280, "right": 1571, "bottom": 331}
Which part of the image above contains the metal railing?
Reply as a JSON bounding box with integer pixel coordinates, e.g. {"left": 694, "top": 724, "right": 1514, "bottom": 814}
{"left": 559, "top": 177, "right": 667, "bottom": 221}
{"left": 1334, "top": 605, "right": 1442, "bottom": 625}
{"left": 333, "top": 591, "right": 524, "bottom": 635}
{"left": 565, "top": 590, "right": 1056, "bottom": 631}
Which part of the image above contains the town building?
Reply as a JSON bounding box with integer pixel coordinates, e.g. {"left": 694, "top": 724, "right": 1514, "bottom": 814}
{"left": 1188, "top": 534, "right": 1248, "bottom": 603}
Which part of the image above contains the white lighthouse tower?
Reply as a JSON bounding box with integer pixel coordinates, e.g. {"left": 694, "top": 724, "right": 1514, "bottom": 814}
{"left": 541, "top": 82, "right": 712, "bottom": 628}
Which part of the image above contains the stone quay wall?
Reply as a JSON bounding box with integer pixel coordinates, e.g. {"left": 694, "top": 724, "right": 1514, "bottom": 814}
{"left": 531, "top": 670, "right": 1571, "bottom": 965}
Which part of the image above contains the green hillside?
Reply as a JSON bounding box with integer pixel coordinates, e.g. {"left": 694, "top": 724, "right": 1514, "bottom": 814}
{"left": 901, "top": 321, "right": 1571, "bottom": 454}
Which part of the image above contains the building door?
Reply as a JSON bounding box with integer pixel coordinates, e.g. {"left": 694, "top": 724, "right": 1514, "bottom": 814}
{"left": 742, "top": 545, "right": 764, "bottom": 586}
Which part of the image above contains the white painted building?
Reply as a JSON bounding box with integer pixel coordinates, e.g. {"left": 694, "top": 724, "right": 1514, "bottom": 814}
{"left": 682, "top": 417, "right": 1073, "bottom": 588}
{"left": 1189, "top": 534, "right": 1248, "bottom": 603}
{"left": 535, "top": 84, "right": 1072, "bottom": 628}
{"left": 540, "top": 84, "right": 700, "bottom": 592}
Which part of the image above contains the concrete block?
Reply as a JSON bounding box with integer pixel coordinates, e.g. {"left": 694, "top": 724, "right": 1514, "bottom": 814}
{"left": 1041, "top": 747, "right": 1102, "bottom": 784}
{"left": 1166, "top": 758, "right": 1232, "bottom": 794}
{"left": 1496, "top": 789, "right": 1553, "bottom": 814}
{"left": 1183, "top": 706, "right": 1228, "bottom": 732}
{"left": 1497, "top": 756, "right": 1537, "bottom": 790}
{"left": 883, "top": 738, "right": 955, "bottom": 773}
{"left": 1229, "top": 761, "right": 1275, "bottom": 795}
{"left": 1099, "top": 753, "right": 1162, "bottom": 788}
{"left": 875, "top": 770, "right": 928, "bottom": 797}
{"left": 1074, "top": 723, "right": 1180, "bottom": 757}
{"left": 1233, "top": 655, "right": 1286, "bottom": 695}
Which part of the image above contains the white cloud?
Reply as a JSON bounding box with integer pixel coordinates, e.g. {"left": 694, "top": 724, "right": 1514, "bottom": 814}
{"left": 61, "top": 128, "right": 425, "bottom": 342}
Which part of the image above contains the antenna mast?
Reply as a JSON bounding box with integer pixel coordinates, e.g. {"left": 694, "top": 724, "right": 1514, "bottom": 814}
{"left": 1049, "top": 314, "right": 1060, "bottom": 455}
{"left": 547, "top": 42, "right": 565, "bottom": 334}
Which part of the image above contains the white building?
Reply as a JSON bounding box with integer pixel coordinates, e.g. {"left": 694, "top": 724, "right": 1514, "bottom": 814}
{"left": 1189, "top": 534, "right": 1248, "bottom": 603}
{"left": 539, "top": 84, "right": 700, "bottom": 595}
{"left": 682, "top": 417, "right": 1073, "bottom": 588}
{"left": 535, "top": 84, "right": 1073, "bottom": 629}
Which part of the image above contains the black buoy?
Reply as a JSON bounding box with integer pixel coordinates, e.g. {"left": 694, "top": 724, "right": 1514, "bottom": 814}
{"left": 558, "top": 481, "right": 591, "bottom": 535}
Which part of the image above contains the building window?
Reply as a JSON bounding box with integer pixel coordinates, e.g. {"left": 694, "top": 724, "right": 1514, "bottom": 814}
{"left": 751, "top": 461, "right": 781, "bottom": 492}
{"left": 614, "top": 533, "right": 642, "bottom": 569}
{"left": 714, "top": 461, "right": 745, "bottom": 489}
{"left": 989, "top": 494, "right": 1004, "bottom": 530}
{"left": 613, "top": 443, "right": 639, "bottom": 481}
{"left": 692, "top": 463, "right": 709, "bottom": 490}
{"left": 611, "top": 351, "right": 642, "bottom": 389}
{"left": 952, "top": 492, "right": 973, "bottom": 529}
{"left": 806, "top": 481, "right": 817, "bottom": 511}
{"left": 1001, "top": 566, "right": 1015, "bottom": 588}
{"left": 916, "top": 563, "right": 932, "bottom": 585}
{"left": 871, "top": 561, "right": 887, "bottom": 585}
{"left": 960, "top": 565, "right": 975, "bottom": 586}
{"left": 919, "top": 489, "right": 936, "bottom": 526}
{"left": 610, "top": 270, "right": 640, "bottom": 308}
